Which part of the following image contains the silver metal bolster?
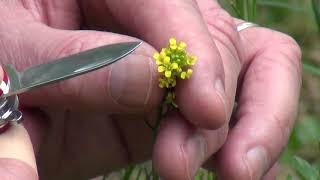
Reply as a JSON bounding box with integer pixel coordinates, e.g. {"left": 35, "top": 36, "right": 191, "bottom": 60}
{"left": 2, "top": 64, "right": 21, "bottom": 98}
{"left": 0, "top": 95, "right": 22, "bottom": 126}
{"left": 0, "top": 66, "right": 23, "bottom": 126}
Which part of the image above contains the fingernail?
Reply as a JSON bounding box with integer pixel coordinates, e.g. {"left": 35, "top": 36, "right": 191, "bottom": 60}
{"left": 246, "top": 146, "right": 269, "bottom": 180}
{"left": 109, "top": 55, "right": 152, "bottom": 107}
{"left": 184, "top": 133, "right": 207, "bottom": 179}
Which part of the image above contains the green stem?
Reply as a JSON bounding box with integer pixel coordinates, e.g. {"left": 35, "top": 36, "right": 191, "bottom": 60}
{"left": 243, "top": 0, "right": 249, "bottom": 20}
{"left": 151, "top": 94, "right": 167, "bottom": 180}
{"left": 102, "top": 175, "right": 107, "bottom": 180}
{"left": 312, "top": 0, "right": 320, "bottom": 31}
{"left": 152, "top": 98, "right": 166, "bottom": 142}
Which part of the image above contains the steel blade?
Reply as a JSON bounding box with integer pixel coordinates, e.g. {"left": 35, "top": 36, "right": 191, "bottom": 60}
{"left": 2, "top": 41, "right": 141, "bottom": 97}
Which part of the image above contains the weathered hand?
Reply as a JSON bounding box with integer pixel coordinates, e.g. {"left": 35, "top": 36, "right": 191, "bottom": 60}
{"left": 0, "top": 0, "right": 301, "bottom": 180}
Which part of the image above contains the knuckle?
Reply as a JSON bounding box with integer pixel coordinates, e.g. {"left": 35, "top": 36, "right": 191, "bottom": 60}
{"left": 50, "top": 32, "right": 104, "bottom": 59}
{"left": 202, "top": 8, "right": 240, "bottom": 62}
{"left": 258, "top": 31, "right": 302, "bottom": 77}
{"left": 280, "top": 34, "right": 301, "bottom": 59}
{"left": 204, "top": 8, "right": 236, "bottom": 41}
{"left": 44, "top": 32, "right": 105, "bottom": 105}
{"left": 272, "top": 32, "right": 302, "bottom": 63}
{"left": 270, "top": 32, "right": 302, "bottom": 74}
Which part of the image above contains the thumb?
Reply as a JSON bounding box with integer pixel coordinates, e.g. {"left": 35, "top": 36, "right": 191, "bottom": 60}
{"left": 0, "top": 124, "right": 38, "bottom": 180}
{"left": 0, "top": 70, "right": 38, "bottom": 179}
{"left": 7, "top": 24, "right": 162, "bottom": 113}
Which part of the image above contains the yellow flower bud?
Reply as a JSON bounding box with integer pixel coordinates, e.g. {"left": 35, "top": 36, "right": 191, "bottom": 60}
{"left": 171, "top": 63, "right": 179, "bottom": 69}
{"left": 153, "top": 53, "right": 160, "bottom": 60}
{"left": 178, "top": 42, "right": 187, "bottom": 49}
{"left": 180, "top": 71, "right": 186, "bottom": 79}
{"left": 160, "top": 51, "right": 166, "bottom": 57}
{"left": 169, "top": 38, "right": 177, "bottom": 45}
{"left": 187, "top": 56, "right": 197, "bottom": 65}
{"left": 170, "top": 45, "right": 177, "bottom": 50}
{"left": 164, "top": 56, "right": 171, "bottom": 64}
{"left": 165, "top": 71, "right": 172, "bottom": 78}
{"left": 187, "top": 69, "right": 193, "bottom": 77}
{"left": 156, "top": 59, "right": 162, "bottom": 65}
{"left": 152, "top": 38, "right": 196, "bottom": 90}
{"left": 158, "top": 66, "right": 165, "bottom": 72}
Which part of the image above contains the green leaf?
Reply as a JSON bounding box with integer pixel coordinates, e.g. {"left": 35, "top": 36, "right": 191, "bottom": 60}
{"left": 295, "top": 116, "right": 320, "bottom": 144}
{"left": 102, "top": 174, "right": 108, "bottom": 180}
{"left": 136, "top": 167, "right": 143, "bottom": 180}
{"left": 143, "top": 167, "right": 151, "bottom": 180}
{"left": 291, "top": 156, "right": 320, "bottom": 180}
{"left": 258, "top": 0, "right": 307, "bottom": 12}
{"left": 195, "top": 170, "right": 204, "bottom": 180}
{"left": 312, "top": 159, "right": 320, "bottom": 172}
{"left": 303, "top": 61, "right": 320, "bottom": 76}
{"left": 208, "top": 171, "right": 216, "bottom": 180}
{"left": 229, "top": 0, "right": 258, "bottom": 21}
{"left": 286, "top": 174, "right": 293, "bottom": 180}
{"left": 312, "top": 0, "right": 320, "bottom": 31}
{"left": 123, "top": 165, "right": 136, "bottom": 180}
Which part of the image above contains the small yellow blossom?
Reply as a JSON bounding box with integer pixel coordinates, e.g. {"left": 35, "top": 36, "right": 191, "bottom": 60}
{"left": 165, "top": 71, "right": 172, "bottom": 78}
{"left": 187, "top": 56, "right": 197, "bottom": 65}
{"left": 181, "top": 69, "right": 193, "bottom": 79}
{"left": 153, "top": 38, "right": 197, "bottom": 87}
{"left": 171, "top": 63, "right": 178, "bottom": 69}
{"left": 153, "top": 38, "right": 197, "bottom": 107}
{"left": 158, "top": 66, "right": 165, "bottom": 72}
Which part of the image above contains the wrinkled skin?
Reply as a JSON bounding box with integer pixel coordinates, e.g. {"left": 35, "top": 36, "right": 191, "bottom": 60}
{"left": 0, "top": 0, "right": 301, "bottom": 180}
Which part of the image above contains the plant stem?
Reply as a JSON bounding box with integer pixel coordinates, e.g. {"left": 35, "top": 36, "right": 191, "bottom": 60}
{"left": 150, "top": 94, "right": 167, "bottom": 180}
{"left": 230, "top": 0, "right": 257, "bottom": 22}
{"left": 152, "top": 103, "right": 165, "bottom": 142}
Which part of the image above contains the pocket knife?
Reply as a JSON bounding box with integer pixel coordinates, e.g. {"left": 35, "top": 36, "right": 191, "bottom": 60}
{"left": 0, "top": 41, "right": 141, "bottom": 126}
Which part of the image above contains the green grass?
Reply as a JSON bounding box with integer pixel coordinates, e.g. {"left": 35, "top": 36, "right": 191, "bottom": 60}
{"left": 312, "top": 0, "right": 320, "bottom": 30}
{"left": 229, "top": 0, "right": 257, "bottom": 21}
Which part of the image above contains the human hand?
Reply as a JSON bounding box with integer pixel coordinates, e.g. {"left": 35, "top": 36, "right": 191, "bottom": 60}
{"left": 0, "top": 0, "right": 301, "bottom": 180}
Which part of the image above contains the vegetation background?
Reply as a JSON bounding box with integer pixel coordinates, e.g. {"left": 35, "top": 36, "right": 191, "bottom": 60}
{"left": 92, "top": 0, "right": 320, "bottom": 179}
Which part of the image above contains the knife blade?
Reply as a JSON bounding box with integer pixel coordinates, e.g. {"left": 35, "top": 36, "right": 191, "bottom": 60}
{"left": 2, "top": 41, "right": 141, "bottom": 97}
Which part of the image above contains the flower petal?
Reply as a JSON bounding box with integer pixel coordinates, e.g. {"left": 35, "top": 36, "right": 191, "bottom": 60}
{"left": 171, "top": 63, "right": 179, "bottom": 69}
{"left": 165, "top": 71, "right": 172, "bottom": 78}
{"left": 169, "top": 38, "right": 177, "bottom": 45}
{"left": 180, "top": 71, "right": 186, "bottom": 79}
{"left": 158, "top": 66, "right": 165, "bottom": 72}
{"left": 164, "top": 56, "right": 171, "bottom": 64}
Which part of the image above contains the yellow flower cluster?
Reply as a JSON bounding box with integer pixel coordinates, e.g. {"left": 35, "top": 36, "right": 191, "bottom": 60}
{"left": 153, "top": 38, "right": 197, "bottom": 89}
{"left": 153, "top": 38, "right": 197, "bottom": 107}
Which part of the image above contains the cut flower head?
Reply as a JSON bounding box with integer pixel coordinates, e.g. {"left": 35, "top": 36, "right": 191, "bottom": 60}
{"left": 153, "top": 38, "right": 197, "bottom": 107}
{"left": 153, "top": 38, "right": 197, "bottom": 89}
